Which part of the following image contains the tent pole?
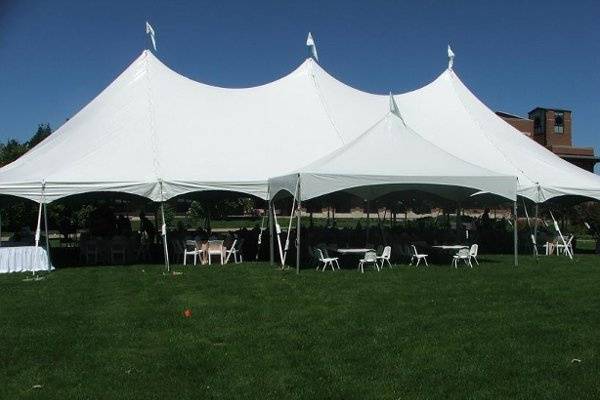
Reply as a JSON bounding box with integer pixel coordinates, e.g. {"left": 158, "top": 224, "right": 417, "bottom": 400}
{"left": 296, "top": 176, "right": 301, "bottom": 274}
{"left": 160, "top": 202, "right": 170, "bottom": 272}
{"left": 533, "top": 203, "right": 539, "bottom": 256}
{"left": 456, "top": 202, "right": 462, "bottom": 243}
{"left": 268, "top": 199, "right": 274, "bottom": 266}
{"left": 514, "top": 201, "right": 518, "bottom": 267}
{"left": 34, "top": 201, "right": 43, "bottom": 248}
{"left": 43, "top": 202, "right": 51, "bottom": 268}
{"left": 158, "top": 180, "right": 170, "bottom": 272}
{"left": 366, "top": 200, "right": 370, "bottom": 245}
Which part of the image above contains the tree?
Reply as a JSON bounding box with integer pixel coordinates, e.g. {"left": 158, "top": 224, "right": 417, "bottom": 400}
{"left": 27, "top": 123, "right": 52, "bottom": 148}
{"left": 0, "top": 123, "right": 52, "bottom": 167}
{"left": 0, "top": 139, "right": 27, "bottom": 167}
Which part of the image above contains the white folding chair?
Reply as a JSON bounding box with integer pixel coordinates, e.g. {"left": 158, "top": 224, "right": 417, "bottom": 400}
{"left": 555, "top": 235, "right": 574, "bottom": 257}
{"left": 225, "top": 239, "right": 244, "bottom": 264}
{"left": 468, "top": 244, "right": 479, "bottom": 266}
{"left": 358, "top": 250, "right": 379, "bottom": 273}
{"left": 207, "top": 240, "right": 225, "bottom": 265}
{"left": 543, "top": 241, "right": 555, "bottom": 256}
{"left": 409, "top": 245, "right": 428, "bottom": 267}
{"left": 316, "top": 248, "right": 339, "bottom": 271}
{"left": 183, "top": 240, "right": 200, "bottom": 266}
{"left": 377, "top": 245, "right": 392, "bottom": 268}
{"left": 452, "top": 248, "right": 472, "bottom": 268}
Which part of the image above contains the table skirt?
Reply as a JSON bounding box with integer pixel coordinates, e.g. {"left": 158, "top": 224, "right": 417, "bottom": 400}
{"left": 0, "top": 246, "right": 53, "bottom": 273}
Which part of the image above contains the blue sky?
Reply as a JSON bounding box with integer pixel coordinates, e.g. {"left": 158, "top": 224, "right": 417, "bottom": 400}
{"left": 1, "top": 0, "right": 599, "bottom": 170}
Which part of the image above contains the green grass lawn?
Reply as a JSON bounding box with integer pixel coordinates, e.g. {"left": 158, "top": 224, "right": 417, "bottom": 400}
{"left": 1, "top": 255, "right": 600, "bottom": 399}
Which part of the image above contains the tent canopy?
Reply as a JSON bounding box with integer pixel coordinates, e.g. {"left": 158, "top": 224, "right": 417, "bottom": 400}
{"left": 310, "top": 65, "right": 600, "bottom": 202}
{"left": 269, "top": 111, "right": 518, "bottom": 202}
{"left": 0, "top": 51, "right": 359, "bottom": 203}
{"left": 0, "top": 49, "right": 598, "bottom": 204}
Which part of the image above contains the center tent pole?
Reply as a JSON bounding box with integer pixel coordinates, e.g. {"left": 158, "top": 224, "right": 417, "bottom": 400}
{"left": 513, "top": 201, "right": 518, "bottom": 267}
{"left": 296, "top": 175, "right": 301, "bottom": 274}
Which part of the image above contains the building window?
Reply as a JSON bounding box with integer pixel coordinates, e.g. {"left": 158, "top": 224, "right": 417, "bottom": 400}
{"left": 534, "top": 117, "right": 543, "bottom": 134}
{"left": 554, "top": 112, "right": 564, "bottom": 134}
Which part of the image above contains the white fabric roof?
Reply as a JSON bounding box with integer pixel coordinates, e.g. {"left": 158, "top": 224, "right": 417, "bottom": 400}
{"left": 269, "top": 112, "right": 517, "bottom": 202}
{"left": 0, "top": 49, "right": 598, "bottom": 204}
{"left": 311, "top": 67, "right": 600, "bottom": 203}
{"left": 0, "top": 51, "right": 353, "bottom": 203}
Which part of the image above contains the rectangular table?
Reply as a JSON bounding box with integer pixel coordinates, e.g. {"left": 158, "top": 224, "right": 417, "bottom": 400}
{"left": 0, "top": 246, "right": 53, "bottom": 273}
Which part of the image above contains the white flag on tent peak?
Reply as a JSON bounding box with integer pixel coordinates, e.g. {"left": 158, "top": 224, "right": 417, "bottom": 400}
{"left": 447, "top": 44, "right": 455, "bottom": 69}
{"left": 306, "top": 32, "right": 319, "bottom": 62}
{"left": 146, "top": 21, "right": 157, "bottom": 52}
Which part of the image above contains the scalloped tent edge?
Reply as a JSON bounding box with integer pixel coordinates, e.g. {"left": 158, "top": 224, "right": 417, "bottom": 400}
{"left": 0, "top": 49, "right": 597, "bottom": 205}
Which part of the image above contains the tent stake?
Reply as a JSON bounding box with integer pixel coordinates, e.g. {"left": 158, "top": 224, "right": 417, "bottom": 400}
{"left": 514, "top": 201, "right": 518, "bottom": 267}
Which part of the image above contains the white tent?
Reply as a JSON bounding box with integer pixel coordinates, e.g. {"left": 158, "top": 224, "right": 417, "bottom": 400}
{"left": 0, "top": 51, "right": 358, "bottom": 203}
{"left": 0, "top": 50, "right": 597, "bottom": 204}
{"left": 310, "top": 66, "right": 600, "bottom": 203}
{"left": 269, "top": 110, "right": 518, "bottom": 203}
{"left": 268, "top": 109, "right": 518, "bottom": 270}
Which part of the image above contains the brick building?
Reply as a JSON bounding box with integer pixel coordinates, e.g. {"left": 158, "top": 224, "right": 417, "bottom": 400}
{"left": 496, "top": 108, "right": 598, "bottom": 172}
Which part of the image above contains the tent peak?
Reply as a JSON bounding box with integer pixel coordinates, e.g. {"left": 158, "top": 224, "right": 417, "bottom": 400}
{"left": 447, "top": 44, "right": 455, "bottom": 70}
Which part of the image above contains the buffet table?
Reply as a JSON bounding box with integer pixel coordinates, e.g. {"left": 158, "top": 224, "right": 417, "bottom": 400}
{"left": 0, "top": 246, "right": 53, "bottom": 273}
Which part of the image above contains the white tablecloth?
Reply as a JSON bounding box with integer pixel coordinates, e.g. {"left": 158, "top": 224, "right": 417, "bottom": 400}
{"left": 335, "top": 248, "right": 375, "bottom": 254}
{"left": 0, "top": 246, "right": 53, "bottom": 273}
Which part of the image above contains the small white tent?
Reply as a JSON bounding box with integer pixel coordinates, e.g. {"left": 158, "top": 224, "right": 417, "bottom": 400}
{"left": 269, "top": 111, "right": 517, "bottom": 203}
{"left": 269, "top": 109, "right": 518, "bottom": 270}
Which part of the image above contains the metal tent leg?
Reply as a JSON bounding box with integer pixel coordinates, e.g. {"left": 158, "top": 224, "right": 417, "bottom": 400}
{"left": 160, "top": 202, "right": 170, "bottom": 272}
{"left": 514, "top": 201, "right": 518, "bottom": 267}
{"left": 296, "top": 179, "right": 301, "bottom": 274}
{"left": 43, "top": 203, "right": 51, "bottom": 268}
{"left": 268, "top": 199, "right": 274, "bottom": 266}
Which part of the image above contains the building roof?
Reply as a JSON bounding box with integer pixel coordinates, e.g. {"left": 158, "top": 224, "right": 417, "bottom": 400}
{"left": 529, "top": 107, "right": 572, "bottom": 114}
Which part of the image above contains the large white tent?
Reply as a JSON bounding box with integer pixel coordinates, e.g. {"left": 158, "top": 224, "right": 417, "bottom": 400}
{"left": 0, "top": 51, "right": 357, "bottom": 203}
{"left": 0, "top": 49, "right": 598, "bottom": 204}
